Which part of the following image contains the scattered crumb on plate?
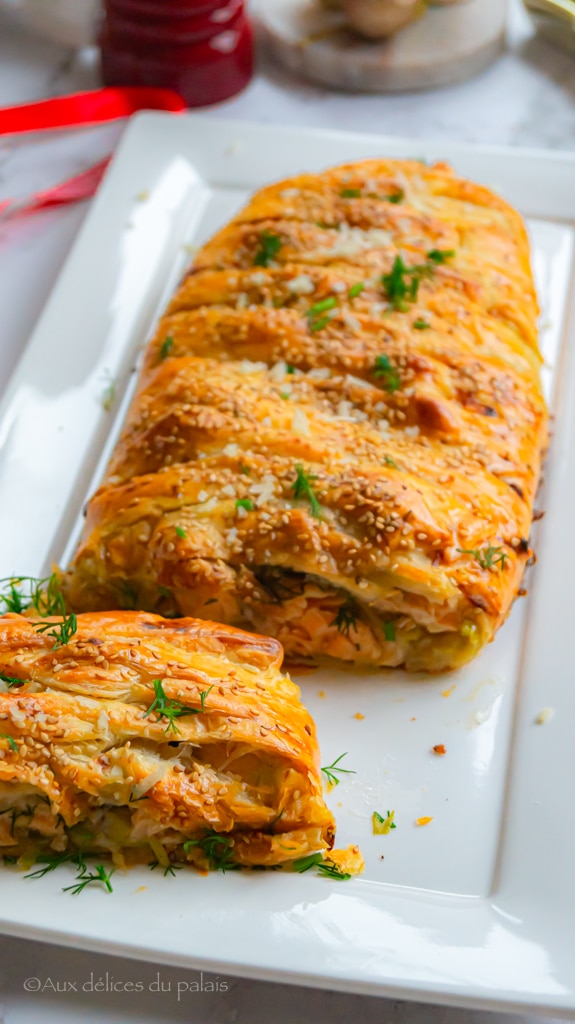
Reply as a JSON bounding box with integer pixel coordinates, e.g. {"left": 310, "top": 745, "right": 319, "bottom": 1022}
{"left": 535, "top": 707, "right": 555, "bottom": 725}
{"left": 416, "top": 816, "right": 433, "bottom": 827}
{"left": 432, "top": 744, "right": 446, "bottom": 755}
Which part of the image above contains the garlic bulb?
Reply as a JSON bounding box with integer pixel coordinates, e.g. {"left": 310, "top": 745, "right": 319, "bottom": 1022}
{"left": 343, "top": 0, "right": 427, "bottom": 38}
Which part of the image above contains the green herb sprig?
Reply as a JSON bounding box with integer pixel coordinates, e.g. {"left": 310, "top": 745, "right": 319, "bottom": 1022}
{"left": 159, "top": 335, "right": 174, "bottom": 361}
{"left": 63, "top": 863, "right": 115, "bottom": 895}
{"left": 24, "top": 852, "right": 86, "bottom": 880}
{"left": 330, "top": 604, "right": 358, "bottom": 639}
{"left": 427, "top": 249, "right": 455, "bottom": 264}
{"left": 373, "top": 354, "right": 401, "bottom": 393}
{"left": 292, "top": 464, "right": 322, "bottom": 518}
{"left": 0, "top": 672, "right": 25, "bottom": 688}
{"left": 292, "top": 852, "right": 351, "bottom": 880}
{"left": 183, "top": 829, "right": 238, "bottom": 872}
{"left": 321, "top": 753, "right": 356, "bottom": 787}
{"left": 144, "top": 678, "right": 202, "bottom": 735}
{"left": 457, "top": 544, "right": 508, "bottom": 571}
{"left": 0, "top": 575, "right": 77, "bottom": 650}
{"left": 254, "top": 231, "right": 282, "bottom": 267}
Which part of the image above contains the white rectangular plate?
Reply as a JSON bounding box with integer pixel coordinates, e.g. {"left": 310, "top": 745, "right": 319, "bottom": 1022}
{"left": 0, "top": 114, "right": 574, "bottom": 1018}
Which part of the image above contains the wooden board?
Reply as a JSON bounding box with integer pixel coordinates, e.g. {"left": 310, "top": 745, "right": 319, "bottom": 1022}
{"left": 257, "top": 0, "right": 507, "bottom": 93}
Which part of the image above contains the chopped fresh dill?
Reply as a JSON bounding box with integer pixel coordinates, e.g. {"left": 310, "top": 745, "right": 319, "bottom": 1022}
{"left": 330, "top": 603, "right": 358, "bottom": 639}
{"left": 62, "top": 863, "right": 114, "bottom": 895}
{"left": 25, "top": 852, "right": 86, "bottom": 880}
{"left": 0, "top": 671, "right": 25, "bottom": 688}
{"left": 254, "top": 231, "right": 282, "bottom": 267}
{"left": 373, "top": 354, "right": 401, "bottom": 393}
{"left": 236, "top": 498, "right": 254, "bottom": 511}
{"left": 144, "top": 678, "right": 201, "bottom": 735}
{"left": 1, "top": 734, "right": 18, "bottom": 753}
{"left": 199, "top": 685, "right": 214, "bottom": 713}
{"left": 149, "top": 862, "right": 181, "bottom": 877}
{"left": 321, "top": 753, "right": 356, "bottom": 787}
{"left": 348, "top": 282, "right": 365, "bottom": 300}
{"left": 457, "top": 544, "right": 508, "bottom": 570}
{"left": 427, "top": 249, "right": 455, "bottom": 264}
{"left": 159, "top": 335, "right": 174, "bottom": 360}
{"left": 183, "top": 829, "right": 238, "bottom": 872}
{"left": 175, "top": 526, "right": 187, "bottom": 539}
{"left": 413, "top": 318, "right": 430, "bottom": 330}
{"left": 292, "top": 464, "right": 322, "bottom": 518}
{"left": 292, "top": 853, "right": 323, "bottom": 873}
{"left": 340, "top": 188, "right": 362, "bottom": 198}
{"left": 383, "top": 621, "right": 396, "bottom": 642}
{"left": 372, "top": 809, "right": 396, "bottom": 834}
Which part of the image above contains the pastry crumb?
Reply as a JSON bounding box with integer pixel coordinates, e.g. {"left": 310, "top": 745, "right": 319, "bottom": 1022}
{"left": 535, "top": 707, "right": 555, "bottom": 725}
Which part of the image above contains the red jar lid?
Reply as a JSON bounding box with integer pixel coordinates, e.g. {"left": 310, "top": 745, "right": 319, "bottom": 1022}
{"left": 106, "top": 0, "right": 238, "bottom": 19}
{"left": 104, "top": 3, "right": 245, "bottom": 45}
{"left": 100, "top": 16, "right": 253, "bottom": 107}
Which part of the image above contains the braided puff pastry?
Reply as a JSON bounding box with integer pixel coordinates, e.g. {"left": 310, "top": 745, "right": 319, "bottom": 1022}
{"left": 64, "top": 159, "right": 547, "bottom": 671}
{"left": 0, "top": 611, "right": 334, "bottom": 869}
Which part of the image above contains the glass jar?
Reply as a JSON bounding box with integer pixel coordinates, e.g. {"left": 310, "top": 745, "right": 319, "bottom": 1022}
{"left": 99, "top": 0, "right": 254, "bottom": 107}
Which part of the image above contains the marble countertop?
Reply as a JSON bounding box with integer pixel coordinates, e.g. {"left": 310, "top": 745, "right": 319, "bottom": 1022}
{"left": 0, "top": 2, "right": 573, "bottom": 1022}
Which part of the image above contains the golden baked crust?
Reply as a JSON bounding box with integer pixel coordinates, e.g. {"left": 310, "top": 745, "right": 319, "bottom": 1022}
{"left": 0, "top": 611, "right": 334, "bottom": 869}
{"left": 64, "top": 158, "right": 547, "bottom": 671}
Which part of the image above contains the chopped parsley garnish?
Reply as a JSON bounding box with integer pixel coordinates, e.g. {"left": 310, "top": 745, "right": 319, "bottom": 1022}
{"left": 384, "top": 455, "right": 398, "bottom": 469}
{"left": 253, "top": 231, "right": 282, "bottom": 267}
{"left": 413, "top": 318, "right": 430, "bottom": 330}
{"left": 372, "top": 809, "right": 396, "bottom": 834}
{"left": 340, "top": 188, "right": 362, "bottom": 198}
{"left": 330, "top": 603, "right": 358, "bottom": 639}
{"left": 457, "top": 544, "right": 508, "bottom": 571}
{"left": 0, "top": 672, "right": 24, "bottom": 688}
{"left": 286, "top": 364, "right": 295, "bottom": 374}
{"left": 348, "top": 282, "right": 365, "bottom": 300}
{"left": 236, "top": 498, "right": 254, "bottom": 511}
{"left": 427, "top": 248, "right": 455, "bottom": 264}
{"left": 373, "top": 354, "right": 401, "bottom": 393}
{"left": 183, "top": 829, "right": 238, "bottom": 872}
{"left": 383, "top": 620, "right": 396, "bottom": 642}
{"left": 321, "top": 752, "right": 356, "bottom": 787}
{"left": 292, "top": 464, "right": 322, "bottom": 518}
{"left": 159, "top": 334, "right": 174, "bottom": 360}
{"left": 387, "top": 190, "right": 404, "bottom": 204}
{"left": 175, "top": 526, "right": 186, "bottom": 539}
{"left": 63, "top": 863, "right": 115, "bottom": 895}
{"left": 144, "top": 678, "right": 201, "bottom": 735}
{"left": 1, "top": 734, "right": 18, "bottom": 753}
{"left": 239, "top": 463, "right": 251, "bottom": 475}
